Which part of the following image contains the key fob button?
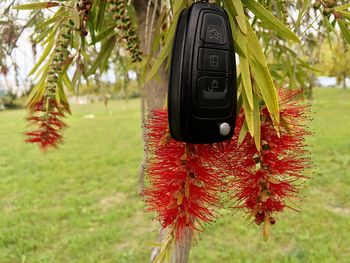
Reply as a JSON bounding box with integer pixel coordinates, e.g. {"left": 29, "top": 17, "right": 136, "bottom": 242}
{"left": 198, "top": 48, "right": 232, "bottom": 73}
{"left": 200, "top": 13, "right": 227, "bottom": 45}
{"left": 197, "top": 76, "right": 229, "bottom": 107}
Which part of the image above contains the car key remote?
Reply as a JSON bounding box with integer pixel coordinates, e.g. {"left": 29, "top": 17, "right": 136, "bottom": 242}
{"left": 168, "top": 1, "right": 237, "bottom": 143}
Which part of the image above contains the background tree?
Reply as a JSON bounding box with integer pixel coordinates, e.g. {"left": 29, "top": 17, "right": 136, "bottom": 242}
{"left": 319, "top": 39, "right": 350, "bottom": 89}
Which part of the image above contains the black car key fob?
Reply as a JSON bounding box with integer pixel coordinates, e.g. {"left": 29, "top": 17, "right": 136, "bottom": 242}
{"left": 168, "top": 1, "right": 237, "bottom": 144}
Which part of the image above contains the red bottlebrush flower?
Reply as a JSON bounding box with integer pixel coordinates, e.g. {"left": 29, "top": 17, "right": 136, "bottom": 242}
{"left": 224, "top": 89, "right": 312, "bottom": 239}
{"left": 143, "top": 109, "right": 227, "bottom": 241}
{"left": 25, "top": 98, "right": 69, "bottom": 150}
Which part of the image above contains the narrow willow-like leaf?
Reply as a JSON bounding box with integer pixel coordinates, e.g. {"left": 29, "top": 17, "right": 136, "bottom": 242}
{"left": 71, "top": 67, "right": 82, "bottom": 91}
{"left": 13, "top": 2, "right": 59, "bottom": 10}
{"left": 228, "top": 12, "right": 246, "bottom": 57}
{"left": 95, "top": 0, "right": 107, "bottom": 31}
{"left": 238, "top": 119, "right": 248, "bottom": 144}
{"left": 338, "top": 11, "right": 350, "bottom": 20}
{"left": 246, "top": 22, "right": 268, "bottom": 67}
{"left": 241, "top": 0, "right": 300, "bottom": 42}
{"left": 231, "top": 0, "right": 247, "bottom": 35}
{"left": 91, "top": 26, "right": 115, "bottom": 45}
{"left": 240, "top": 56, "right": 253, "bottom": 109}
{"left": 225, "top": 0, "right": 237, "bottom": 17}
{"left": 146, "top": 0, "right": 186, "bottom": 82}
{"left": 145, "top": 241, "right": 162, "bottom": 247}
{"left": 335, "top": 3, "right": 350, "bottom": 12}
{"left": 338, "top": 19, "right": 350, "bottom": 45}
{"left": 71, "top": 8, "right": 80, "bottom": 29}
{"left": 87, "top": 36, "right": 116, "bottom": 75}
{"left": 145, "top": 1, "right": 186, "bottom": 82}
{"left": 242, "top": 84, "right": 254, "bottom": 136}
{"left": 250, "top": 58, "right": 280, "bottom": 123}
{"left": 28, "top": 31, "right": 55, "bottom": 76}
{"left": 61, "top": 72, "right": 71, "bottom": 91}
{"left": 253, "top": 95, "right": 261, "bottom": 150}
{"left": 26, "top": 63, "right": 50, "bottom": 106}
{"left": 38, "top": 8, "right": 67, "bottom": 29}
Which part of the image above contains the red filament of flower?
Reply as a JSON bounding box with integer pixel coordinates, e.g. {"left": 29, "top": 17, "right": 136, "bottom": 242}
{"left": 25, "top": 98, "right": 68, "bottom": 150}
{"left": 143, "top": 109, "right": 226, "bottom": 240}
{"left": 225, "top": 89, "right": 312, "bottom": 226}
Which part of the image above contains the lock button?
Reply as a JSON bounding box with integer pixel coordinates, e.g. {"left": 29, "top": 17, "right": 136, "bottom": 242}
{"left": 197, "top": 76, "right": 229, "bottom": 107}
{"left": 198, "top": 48, "right": 232, "bottom": 73}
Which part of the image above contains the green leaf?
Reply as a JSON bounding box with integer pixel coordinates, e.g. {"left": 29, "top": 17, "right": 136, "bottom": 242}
{"left": 338, "top": 19, "right": 350, "bottom": 45}
{"left": 241, "top": 0, "right": 300, "bottom": 43}
{"left": 231, "top": 0, "right": 247, "bottom": 35}
{"left": 91, "top": 26, "right": 115, "bottom": 45}
{"left": 338, "top": 11, "right": 350, "bottom": 20}
{"left": 71, "top": 7, "right": 80, "bottom": 29}
{"left": 71, "top": 67, "right": 82, "bottom": 92}
{"left": 94, "top": 0, "right": 107, "bottom": 31}
{"left": 250, "top": 58, "right": 280, "bottom": 123}
{"left": 87, "top": 36, "right": 116, "bottom": 75}
{"left": 242, "top": 85, "right": 254, "bottom": 136}
{"left": 146, "top": 4, "right": 184, "bottom": 82}
{"left": 246, "top": 23, "right": 267, "bottom": 67}
{"left": 28, "top": 32, "right": 56, "bottom": 76}
{"left": 251, "top": 60, "right": 279, "bottom": 123}
{"left": 335, "top": 3, "right": 350, "bottom": 12}
{"left": 253, "top": 95, "right": 261, "bottom": 150}
{"left": 235, "top": 25, "right": 248, "bottom": 56}
{"left": 61, "top": 72, "right": 71, "bottom": 91}
{"left": 26, "top": 64, "right": 50, "bottom": 106}
{"left": 145, "top": 241, "right": 162, "bottom": 247}
{"left": 240, "top": 56, "right": 253, "bottom": 109}
{"left": 38, "top": 8, "right": 67, "bottom": 29}
{"left": 225, "top": 0, "right": 237, "bottom": 17}
{"left": 238, "top": 119, "right": 248, "bottom": 144}
{"left": 229, "top": 14, "right": 246, "bottom": 57}
{"left": 13, "top": 2, "right": 59, "bottom": 10}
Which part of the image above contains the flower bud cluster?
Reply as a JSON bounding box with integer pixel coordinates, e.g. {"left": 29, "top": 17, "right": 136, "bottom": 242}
{"left": 313, "top": 0, "right": 338, "bottom": 17}
{"left": 75, "top": 0, "right": 92, "bottom": 36}
{"left": 46, "top": 22, "right": 73, "bottom": 101}
{"left": 107, "top": 0, "right": 142, "bottom": 62}
{"left": 281, "top": 0, "right": 290, "bottom": 26}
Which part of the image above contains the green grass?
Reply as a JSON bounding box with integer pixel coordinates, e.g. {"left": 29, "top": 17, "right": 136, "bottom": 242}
{"left": 0, "top": 88, "right": 349, "bottom": 263}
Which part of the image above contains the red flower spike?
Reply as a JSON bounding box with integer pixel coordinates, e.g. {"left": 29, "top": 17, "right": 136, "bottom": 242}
{"left": 143, "top": 109, "right": 227, "bottom": 241}
{"left": 25, "top": 98, "right": 68, "bottom": 150}
{"left": 223, "top": 89, "right": 312, "bottom": 238}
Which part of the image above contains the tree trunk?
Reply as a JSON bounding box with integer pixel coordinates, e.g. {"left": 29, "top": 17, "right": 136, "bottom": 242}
{"left": 132, "top": 1, "right": 192, "bottom": 262}
{"left": 343, "top": 73, "right": 347, "bottom": 90}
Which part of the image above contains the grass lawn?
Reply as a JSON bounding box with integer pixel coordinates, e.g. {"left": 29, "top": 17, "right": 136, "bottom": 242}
{"left": 0, "top": 88, "right": 349, "bottom": 263}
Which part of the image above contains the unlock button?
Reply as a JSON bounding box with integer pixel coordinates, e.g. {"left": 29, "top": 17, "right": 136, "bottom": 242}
{"left": 197, "top": 76, "right": 229, "bottom": 107}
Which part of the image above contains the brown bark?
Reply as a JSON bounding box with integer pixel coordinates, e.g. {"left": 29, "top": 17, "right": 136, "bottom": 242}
{"left": 132, "top": 1, "right": 192, "bottom": 262}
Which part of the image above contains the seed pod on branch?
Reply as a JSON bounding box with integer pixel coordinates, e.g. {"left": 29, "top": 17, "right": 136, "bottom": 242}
{"left": 107, "top": 0, "right": 142, "bottom": 63}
